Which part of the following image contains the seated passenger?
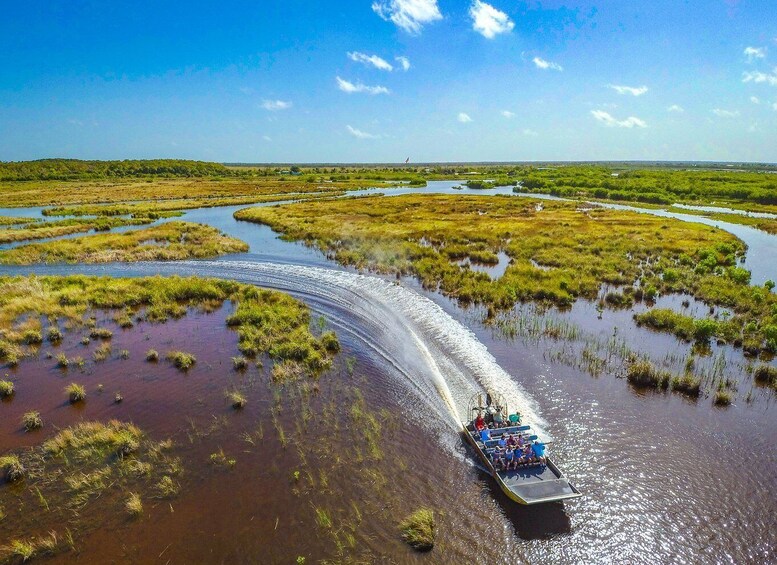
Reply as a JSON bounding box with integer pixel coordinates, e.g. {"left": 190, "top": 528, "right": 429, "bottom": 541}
{"left": 493, "top": 409, "right": 505, "bottom": 427}
{"left": 474, "top": 413, "right": 486, "bottom": 431}
{"left": 506, "top": 433, "right": 518, "bottom": 448}
{"left": 497, "top": 436, "right": 507, "bottom": 449}
{"left": 479, "top": 428, "right": 491, "bottom": 443}
{"left": 517, "top": 434, "right": 525, "bottom": 448}
{"left": 504, "top": 447, "right": 514, "bottom": 469}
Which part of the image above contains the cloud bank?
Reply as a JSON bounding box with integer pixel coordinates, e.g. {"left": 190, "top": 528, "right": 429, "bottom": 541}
{"left": 372, "top": 0, "right": 442, "bottom": 34}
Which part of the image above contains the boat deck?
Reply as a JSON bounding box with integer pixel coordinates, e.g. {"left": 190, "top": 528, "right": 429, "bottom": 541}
{"left": 498, "top": 466, "right": 579, "bottom": 504}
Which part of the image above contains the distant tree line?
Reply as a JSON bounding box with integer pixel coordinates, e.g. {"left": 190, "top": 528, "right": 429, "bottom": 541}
{"left": 0, "top": 159, "right": 235, "bottom": 181}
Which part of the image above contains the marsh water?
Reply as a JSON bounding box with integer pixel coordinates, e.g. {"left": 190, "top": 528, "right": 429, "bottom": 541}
{"left": 1, "top": 185, "right": 776, "bottom": 563}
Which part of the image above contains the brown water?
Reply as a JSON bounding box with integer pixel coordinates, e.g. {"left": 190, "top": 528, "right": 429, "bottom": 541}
{"left": 1, "top": 196, "right": 776, "bottom": 564}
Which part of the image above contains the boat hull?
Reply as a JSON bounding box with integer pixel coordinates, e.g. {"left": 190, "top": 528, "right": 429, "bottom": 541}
{"left": 462, "top": 425, "right": 582, "bottom": 505}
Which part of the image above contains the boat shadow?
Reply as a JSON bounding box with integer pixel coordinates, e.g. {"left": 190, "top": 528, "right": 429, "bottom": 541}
{"left": 485, "top": 470, "right": 573, "bottom": 540}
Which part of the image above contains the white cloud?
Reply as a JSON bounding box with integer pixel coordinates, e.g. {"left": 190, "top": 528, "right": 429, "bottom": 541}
{"left": 262, "top": 135, "right": 272, "bottom": 142}
{"left": 744, "top": 46, "right": 766, "bottom": 61}
{"left": 346, "top": 125, "right": 380, "bottom": 139}
{"left": 608, "top": 84, "right": 648, "bottom": 96}
{"left": 590, "top": 110, "right": 647, "bottom": 128}
{"left": 532, "top": 57, "right": 563, "bottom": 71}
{"left": 348, "top": 51, "right": 393, "bottom": 71}
{"left": 458, "top": 112, "right": 473, "bottom": 123}
{"left": 522, "top": 129, "right": 538, "bottom": 136}
{"left": 395, "top": 56, "right": 411, "bottom": 71}
{"left": 336, "top": 76, "right": 390, "bottom": 95}
{"left": 751, "top": 96, "right": 761, "bottom": 104}
{"left": 261, "top": 99, "right": 292, "bottom": 111}
{"left": 501, "top": 110, "right": 515, "bottom": 118}
{"left": 372, "top": 0, "right": 442, "bottom": 34}
{"left": 712, "top": 108, "right": 740, "bottom": 118}
{"left": 742, "top": 68, "right": 777, "bottom": 86}
{"left": 470, "top": 1, "right": 514, "bottom": 39}
{"left": 667, "top": 104, "right": 684, "bottom": 113}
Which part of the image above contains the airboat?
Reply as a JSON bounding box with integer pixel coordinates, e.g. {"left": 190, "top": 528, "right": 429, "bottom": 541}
{"left": 463, "top": 392, "right": 582, "bottom": 505}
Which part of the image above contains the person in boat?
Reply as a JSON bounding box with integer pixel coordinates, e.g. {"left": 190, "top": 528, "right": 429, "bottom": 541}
{"left": 493, "top": 408, "right": 505, "bottom": 427}
{"left": 497, "top": 434, "right": 507, "bottom": 450}
{"left": 492, "top": 445, "right": 505, "bottom": 470}
{"left": 503, "top": 446, "right": 514, "bottom": 470}
{"left": 532, "top": 440, "right": 546, "bottom": 463}
{"left": 474, "top": 412, "right": 487, "bottom": 431}
{"left": 506, "top": 433, "right": 518, "bottom": 448}
{"left": 516, "top": 433, "right": 525, "bottom": 448}
{"left": 479, "top": 428, "right": 491, "bottom": 443}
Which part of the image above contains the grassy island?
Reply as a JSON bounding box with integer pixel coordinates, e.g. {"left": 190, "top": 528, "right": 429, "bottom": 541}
{"left": 236, "top": 194, "right": 777, "bottom": 355}
{"left": 0, "top": 221, "right": 248, "bottom": 264}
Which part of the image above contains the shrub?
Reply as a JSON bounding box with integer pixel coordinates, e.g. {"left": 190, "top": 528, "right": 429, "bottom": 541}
{"left": 65, "top": 383, "right": 86, "bottom": 403}
{"left": 692, "top": 319, "right": 718, "bottom": 343}
{"left": 0, "top": 380, "right": 14, "bottom": 398}
{"left": 22, "top": 411, "right": 43, "bottom": 431}
{"left": 232, "top": 356, "right": 248, "bottom": 370}
{"left": 145, "top": 349, "right": 159, "bottom": 362}
{"left": 399, "top": 508, "right": 435, "bottom": 552}
{"left": 166, "top": 351, "right": 196, "bottom": 371}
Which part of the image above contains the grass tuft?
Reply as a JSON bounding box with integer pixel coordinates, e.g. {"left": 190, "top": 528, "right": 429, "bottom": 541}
{"left": 226, "top": 390, "right": 247, "bottom": 409}
{"left": 22, "top": 411, "right": 43, "bottom": 431}
{"left": 65, "top": 383, "right": 86, "bottom": 403}
{"left": 145, "top": 349, "right": 159, "bottom": 362}
{"left": 125, "top": 492, "right": 143, "bottom": 517}
{"left": 714, "top": 390, "right": 733, "bottom": 406}
{"left": 1, "top": 455, "right": 25, "bottom": 482}
{"left": 753, "top": 364, "right": 777, "bottom": 388}
{"left": 626, "top": 361, "right": 669, "bottom": 390}
{"left": 399, "top": 508, "right": 435, "bottom": 552}
{"left": 0, "top": 379, "right": 14, "bottom": 398}
{"left": 166, "top": 350, "right": 196, "bottom": 371}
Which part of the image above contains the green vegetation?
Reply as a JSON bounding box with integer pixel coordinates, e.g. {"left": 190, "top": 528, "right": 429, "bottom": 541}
{"left": 1, "top": 455, "right": 25, "bottom": 482}
{"left": 232, "top": 356, "right": 248, "bottom": 370}
{"left": 237, "top": 194, "right": 777, "bottom": 355}
{"left": 145, "top": 349, "right": 159, "bottom": 362}
{"left": 125, "top": 493, "right": 143, "bottom": 517}
{"left": 0, "top": 221, "right": 248, "bottom": 264}
{"left": 22, "top": 411, "right": 43, "bottom": 431}
{"left": 714, "top": 390, "right": 733, "bottom": 406}
{"left": 753, "top": 365, "right": 777, "bottom": 388}
{"left": 0, "top": 276, "right": 337, "bottom": 378}
{"left": 226, "top": 390, "right": 247, "bottom": 409}
{"left": 0, "top": 216, "right": 154, "bottom": 244}
{"left": 670, "top": 375, "right": 702, "bottom": 398}
{"left": 166, "top": 351, "right": 196, "bottom": 371}
{"left": 0, "top": 380, "right": 14, "bottom": 398}
{"left": 399, "top": 508, "right": 435, "bottom": 552}
{"left": 65, "top": 383, "right": 86, "bottom": 403}
{"left": 0, "top": 158, "right": 232, "bottom": 181}
{"left": 626, "top": 361, "right": 669, "bottom": 390}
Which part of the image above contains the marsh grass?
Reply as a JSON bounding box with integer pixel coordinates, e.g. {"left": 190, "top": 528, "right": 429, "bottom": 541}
{"left": 22, "top": 411, "right": 43, "bottom": 431}
{"left": 232, "top": 356, "right": 248, "bottom": 370}
{"left": 626, "top": 361, "right": 670, "bottom": 390}
{"left": 65, "top": 383, "right": 86, "bottom": 403}
{"left": 671, "top": 375, "right": 702, "bottom": 397}
{"left": 209, "top": 449, "right": 237, "bottom": 467}
{"left": 753, "top": 365, "right": 777, "bottom": 388}
{"left": 226, "top": 390, "right": 247, "bottom": 409}
{"left": 145, "top": 349, "right": 159, "bottom": 362}
{"left": 92, "top": 343, "right": 111, "bottom": 362}
{"left": 714, "top": 390, "right": 733, "bottom": 406}
{"left": 0, "top": 455, "right": 25, "bottom": 482}
{"left": 399, "top": 508, "right": 435, "bottom": 552}
{"left": 125, "top": 493, "right": 143, "bottom": 517}
{"left": 0, "top": 380, "right": 14, "bottom": 398}
{"left": 167, "top": 350, "right": 196, "bottom": 371}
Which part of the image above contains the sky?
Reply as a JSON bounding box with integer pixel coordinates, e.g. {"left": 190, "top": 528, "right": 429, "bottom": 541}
{"left": 0, "top": 0, "right": 775, "bottom": 163}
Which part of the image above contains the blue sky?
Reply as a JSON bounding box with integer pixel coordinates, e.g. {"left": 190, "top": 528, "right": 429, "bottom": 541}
{"left": 0, "top": 1, "right": 775, "bottom": 163}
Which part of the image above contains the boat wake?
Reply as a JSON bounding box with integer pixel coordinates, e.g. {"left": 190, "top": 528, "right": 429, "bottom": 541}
{"left": 112, "top": 259, "right": 548, "bottom": 439}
